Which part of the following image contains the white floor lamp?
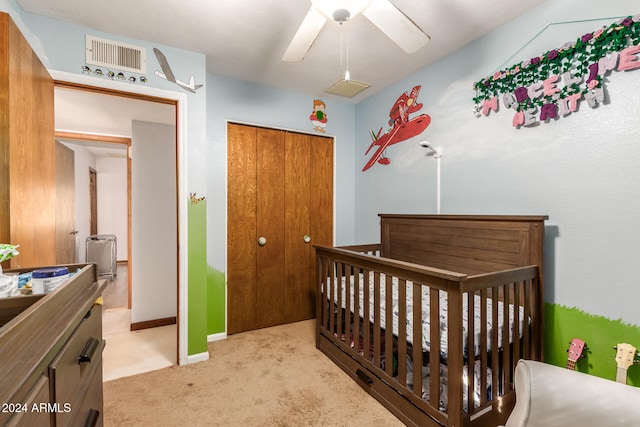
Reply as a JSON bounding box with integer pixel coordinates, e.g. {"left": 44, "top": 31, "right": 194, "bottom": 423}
{"left": 419, "top": 141, "right": 443, "bottom": 214}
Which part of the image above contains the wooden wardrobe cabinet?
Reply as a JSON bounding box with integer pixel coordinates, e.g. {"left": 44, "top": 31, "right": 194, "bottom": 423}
{"left": 227, "top": 123, "right": 333, "bottom": 334}
{"left": 0, "top": 12, "right": 57, "bottom": 270}
{"left": 0, "top": 263, "right": 106, "bottom": 427}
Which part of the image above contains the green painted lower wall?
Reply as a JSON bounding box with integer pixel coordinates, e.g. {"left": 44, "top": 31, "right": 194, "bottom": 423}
{"left": 185, "top": 198, "right": 640, "bottom": 376}
{"left": 544, "top": 303, "right": 640, "bottom": 385}
{"left": 187, "top": 199, "right": 208, "bottom": 356}
{"left": 207, "top": 266, "right": 225, "bottom": 335}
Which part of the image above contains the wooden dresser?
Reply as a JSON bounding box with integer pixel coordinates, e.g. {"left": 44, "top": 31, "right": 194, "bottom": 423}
{"left": 0, "top": 264, "right": 106, "bottom": 426}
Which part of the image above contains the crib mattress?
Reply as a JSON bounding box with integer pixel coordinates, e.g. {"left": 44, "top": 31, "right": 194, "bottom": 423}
{"left": 328, "top": 273, "right": 524, "bottom": 359}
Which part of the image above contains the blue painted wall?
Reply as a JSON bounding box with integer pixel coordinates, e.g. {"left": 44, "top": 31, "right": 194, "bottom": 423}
{"left": 353, "top": 0, "right": 640, "bottom": 376}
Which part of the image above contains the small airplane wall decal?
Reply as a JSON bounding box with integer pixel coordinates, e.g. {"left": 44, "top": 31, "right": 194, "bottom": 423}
{"left": 153, "top": 48, "right": 203, "bottom": 94}
{"left": 362, "top": 85, "right": 431, "bottom": 172}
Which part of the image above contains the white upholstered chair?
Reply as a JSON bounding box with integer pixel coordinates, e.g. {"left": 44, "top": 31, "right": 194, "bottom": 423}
{"left": 502, "top": 359, "right": 640, "bottom": 427}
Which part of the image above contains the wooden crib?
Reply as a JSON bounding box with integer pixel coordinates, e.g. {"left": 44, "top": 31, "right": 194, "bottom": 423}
{"left": 315, "top": 215, "right": 547, "bottom": 427}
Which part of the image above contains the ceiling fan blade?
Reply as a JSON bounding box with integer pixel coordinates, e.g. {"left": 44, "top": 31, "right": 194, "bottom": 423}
{"left": 362, "top": 0, "right": 430, "bottom": 54}
{"left": 282, "top": 7, "right": 327, "bottom": 62}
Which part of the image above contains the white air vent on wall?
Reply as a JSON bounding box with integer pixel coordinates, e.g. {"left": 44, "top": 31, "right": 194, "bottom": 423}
{"left": 85, "top": 35, "right": 146, "bottom": 74}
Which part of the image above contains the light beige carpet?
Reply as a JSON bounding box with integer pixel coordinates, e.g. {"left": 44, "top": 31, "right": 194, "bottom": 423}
{"left": 104, "top": 319, "right": 404, "bottom": 426}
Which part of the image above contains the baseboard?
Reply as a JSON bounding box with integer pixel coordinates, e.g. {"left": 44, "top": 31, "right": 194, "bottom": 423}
{"left": 208, "top": 332, "right": 227, "bottom": 342}
{"left": 130, "top": 316, "right": 176, "bottom": 331}
{"left": 187, "top": 351, "right": 210, "bottom": 364}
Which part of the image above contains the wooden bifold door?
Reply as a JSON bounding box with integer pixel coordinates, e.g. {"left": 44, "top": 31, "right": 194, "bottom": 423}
{"left": 227, "top": 123, "right": 333, "bottom": 334}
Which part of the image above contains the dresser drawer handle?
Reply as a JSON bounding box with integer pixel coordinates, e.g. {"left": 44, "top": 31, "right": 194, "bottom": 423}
{"left": 78, "top": 337, "right": 100, "bottom": 364}
{"left": 85, "top": 408, "right": 100, "bottom": 427}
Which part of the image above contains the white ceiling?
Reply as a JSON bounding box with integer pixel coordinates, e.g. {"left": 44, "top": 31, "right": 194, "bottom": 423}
{"left": 17, "top": 0, "right": 549, "bottom": 104}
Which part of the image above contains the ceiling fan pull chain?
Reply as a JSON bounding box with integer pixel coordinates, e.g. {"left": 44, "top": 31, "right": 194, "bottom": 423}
{"left": 345, "top": 29, "right": 351, "bottom": 81}
{"left": 339, "top": 25, "right": 344, "bottom": 66}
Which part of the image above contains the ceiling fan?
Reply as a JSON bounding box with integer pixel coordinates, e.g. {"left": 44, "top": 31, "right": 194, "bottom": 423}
{"left": 282, "top": 0, "right": 430, "bottom": 62}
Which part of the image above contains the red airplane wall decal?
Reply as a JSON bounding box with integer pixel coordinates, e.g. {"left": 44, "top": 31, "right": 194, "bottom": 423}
{"left": 362, "top": 85, "right": 431, "bottom": 172}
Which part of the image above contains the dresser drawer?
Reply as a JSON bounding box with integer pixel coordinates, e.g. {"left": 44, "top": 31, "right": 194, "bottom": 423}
{"left": 49, "top": 304, "right": 103, "bottom": 409}
{"left": 5, "top": 375, "right": 51, "bottom": 427}
{"left": 62, "top": 359, "right": 103, "bottom": 427}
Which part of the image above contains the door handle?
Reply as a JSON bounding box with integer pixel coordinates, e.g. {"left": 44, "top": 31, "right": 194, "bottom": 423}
{"left": 303, "top": 235, "right": 311, "bottom": 243}
{"left": 258, "top": 237, "right": 267, "bottom": 246}
{"left": 69, "top": 230, "right": 79, "bottom": 235}
{"left": 356, "top": 369, "right": 373, "bottom": 385}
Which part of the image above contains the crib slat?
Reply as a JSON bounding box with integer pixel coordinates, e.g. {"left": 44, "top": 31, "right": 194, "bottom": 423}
{"left": 345, "top": 264, "right": 352, "bottom": 346}
{"left": 513, "top": 280, "right": 522, "bottom": 377}
{"left": 320, "top": 257, "right": 328, "bottom": 331}
{"left": 480, "top": 288, "right": 488, "bottom": 406}
{"left": 502, "top": 283, "right": 511, "bottom": 392}
{"left": 385, "top": 274, "right": 393, "bottom": 375}
{"left": 446, "top": 283, "right": 463, "bottom": 424}
{"left": 523, "top": 278, "right": 531, "bottom": 359}
{"left": 412, "top": 283, "right": 422, "bottom": 399}
{"left": 373, "top": 272, "right": 381, "bottom": 368}
{"left": 336, "top": 262, "right": 344, "bottom": 340}
{"left": 398, "top": 278, "right": 407, "bottom": 387}
{"left": 429, "top": 286, "right": 440, "bottom": 409}
{"left": 328, "top": 260, "right": 335, "bottom": 335}
{"left": 491, "top": 285, "right": 499, "bottom": 397}
{"left": 467, "top": 291, "right": 475, "bottom": 413}
{"left": 363, "top": 269, "right": 371, "bottom": 361}
{"left": 531, "top": 275, "right": 543, "bottom": 360}
{"left": 353, "top": 267, "right": 361, "bottom": 356}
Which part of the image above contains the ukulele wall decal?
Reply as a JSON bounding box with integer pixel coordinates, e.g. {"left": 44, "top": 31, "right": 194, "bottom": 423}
{"left": 566, "top": 338, "right": 587, "bottom": 370}
{"left": 614, "top": 343, "right": 640, "bottom": 384}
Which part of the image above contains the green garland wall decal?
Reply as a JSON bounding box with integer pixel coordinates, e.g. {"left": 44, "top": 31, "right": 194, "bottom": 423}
{"left": 472, "top": 14, "right": 640, "bottom": 128}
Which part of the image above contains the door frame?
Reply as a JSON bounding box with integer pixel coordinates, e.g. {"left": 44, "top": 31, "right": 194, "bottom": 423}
{"left": 89, "top": 167, "right": 97, "bottom": 236}
{"left": 51, "top": 70, "right": 189, "bottom": 365}
{"left": 55, "top": 132, "right": 131, "bottom": 308}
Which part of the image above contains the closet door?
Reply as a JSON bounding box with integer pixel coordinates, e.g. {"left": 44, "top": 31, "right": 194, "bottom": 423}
{"left": 227, "top": 123, "right": 333, "bottom": 334}
{"left": 255, "top": 128, "right": 286, "bottom": 328}
{"left": 284, "top": 132, "right": 333, "bottom": 322}
{"left": 228, "top": 125, "right": 287, "bottom": 332}
{"left": 284, "top": 132, "right": 311, "bottom": 323}
{"left": 227, "top": 123, "right": 258, "bottom": 334}
{"left": 308, "top": 133, "right": 333, "bottom": 314}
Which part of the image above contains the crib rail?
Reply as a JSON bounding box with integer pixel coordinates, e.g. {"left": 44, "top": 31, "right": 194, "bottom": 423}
{"left": 336, "top": 244, "right": 381, "bottom": 255}
{"left": 315, "top": 244, "right": 542, "bottom": 427}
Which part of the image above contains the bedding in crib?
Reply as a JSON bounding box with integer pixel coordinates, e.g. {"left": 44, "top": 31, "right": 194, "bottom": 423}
{"left": 327, "top": 273, "right": 524, "bottom": 359}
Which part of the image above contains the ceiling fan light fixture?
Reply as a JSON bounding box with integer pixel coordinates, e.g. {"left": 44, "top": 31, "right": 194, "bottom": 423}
{"left": 311, "top": 0, "right": 373, "bottom": 21}
{"left": 332, "top": 9, "right": 351, "bottom": 22}
{"left": 283, "top": 0, "right": 428, "bottom": 62}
